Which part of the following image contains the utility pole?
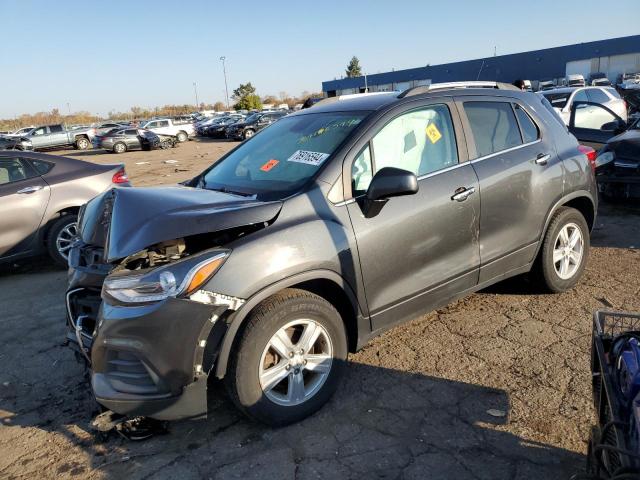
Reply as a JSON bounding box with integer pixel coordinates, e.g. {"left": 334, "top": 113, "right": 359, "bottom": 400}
{"left": 193, "top": 82, "right": 199, "bottom": 110}
{"left": 364, "top": 73, "right": 368, "bottom": 93}
{"left": 220, "top": 56, "right": 230, "bottom": 109}
{"left": 66, "top": 102, "right": 71, "bottom": 115}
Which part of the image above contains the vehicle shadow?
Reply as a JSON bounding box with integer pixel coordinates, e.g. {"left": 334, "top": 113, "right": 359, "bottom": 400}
{"left": 0, "top": 360, "right": 586, "bottom": 479}
{"left": 64, "top": 149, "right": 113, "bottom": 157}
{"left": 0, "top": 254, "right": 62, "bottom": 278}
{"left": 591, "top": 200, "right": 640, "bottom": 249}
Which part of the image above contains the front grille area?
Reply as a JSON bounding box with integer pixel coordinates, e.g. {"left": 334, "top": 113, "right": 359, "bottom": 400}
{"left": 105, "top": 350, "right": 167, "bottom": 395}
{"left": 66, "top": 288, "right": 101, "bottom": 338}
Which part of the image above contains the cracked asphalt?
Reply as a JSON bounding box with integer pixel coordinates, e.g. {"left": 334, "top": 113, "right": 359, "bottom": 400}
{"left": 1, "top": 140, "right": 639, "bottom": 479}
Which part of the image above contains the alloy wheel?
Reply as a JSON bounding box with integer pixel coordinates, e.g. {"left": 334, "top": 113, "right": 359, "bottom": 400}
{"left": 553, "top": 222, "right": 584, "bottom": 280}
{"left": 56, "top": 222, "right": 78, "bottom": 260}
{"left": 259, "top": 319, "right": 333, "bottom": 407}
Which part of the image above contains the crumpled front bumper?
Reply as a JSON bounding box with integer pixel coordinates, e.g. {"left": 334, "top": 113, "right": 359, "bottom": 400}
{"left": 66, "top": 287, "right": 230, "bottom": 421}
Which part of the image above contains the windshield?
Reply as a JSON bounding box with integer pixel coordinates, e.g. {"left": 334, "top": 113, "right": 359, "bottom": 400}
{"left": 242, "top": 113, "right": 259, "bottom": 124}
{"left": 201, "top": 112, "right": 366, "bottom": 200}
{"left": 542, "top": 91, "right": 571, "bottom": 109}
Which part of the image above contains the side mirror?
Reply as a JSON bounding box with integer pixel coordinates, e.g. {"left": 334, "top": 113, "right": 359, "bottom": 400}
{"left": 601, "top": 119, "right": 626, "bottom": 134}
{"left": 362, "top": 167, "right": 418, "bottom": 217}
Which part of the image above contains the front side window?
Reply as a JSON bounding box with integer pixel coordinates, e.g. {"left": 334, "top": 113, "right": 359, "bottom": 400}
{"left": 514, "top": 104, "right": 540, "bottom": 143}
{"left": 31, "top": 127, "right": 46, "bottom": 136}
{"left": 202, "top": 112, "right": 366, "bottom": 200}
{"left": 0, "top": 158, "right": 35, "bottom": 185}
{"left": 463, "top": 102, "right": 522, "bottom": 158}
{"left": 374, "top": 105, "right": 458, "bottom": 175}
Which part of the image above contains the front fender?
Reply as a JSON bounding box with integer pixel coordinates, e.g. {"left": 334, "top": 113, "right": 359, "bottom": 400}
{"left": 213, "top": 269, "right": 365, "bottom": 378}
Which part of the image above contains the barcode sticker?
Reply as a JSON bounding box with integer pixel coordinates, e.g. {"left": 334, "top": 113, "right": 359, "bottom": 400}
{"left": 287, "top": 150, "right": 330, "bottom": 166}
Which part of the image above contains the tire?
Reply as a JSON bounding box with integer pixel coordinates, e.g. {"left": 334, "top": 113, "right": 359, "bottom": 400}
{"left": 176, "top": 131, "right": 188, "bottom": 142}
{"left": 75, "top": 137, "right": 90, "bottom": 150}
{"left": 113, "top": 142, "right": 127, "bottom": 154}
{"left": 46, "top": 214, "right": 78, "bottom": 268}
{"left": 243, "top": 129, "right": 255, "bottom": 140}
{"left": 225, "top": 288, "right": 348, "bottom": 426}
{"left": 532, "top": 207, "right": 590, "bottom": 293}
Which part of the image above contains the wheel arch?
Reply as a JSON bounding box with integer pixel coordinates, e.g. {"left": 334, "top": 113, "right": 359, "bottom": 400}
{"left": 39, "top": 206, "right": 81, "bottom": 246}
{"left": 214, "top": 270, "right": 366, "bottom": 379}
{"left": 533, "top": 190, "right": 596, "bottom": 260}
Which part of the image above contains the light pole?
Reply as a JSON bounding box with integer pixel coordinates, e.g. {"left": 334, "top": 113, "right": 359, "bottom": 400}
{"left": 220, "top": 56, "right": 230, "bottom": 110}
{"left": 364, "top": 73, "right": 368, "bottom": 93}
{"left": 193, "top": 82, "right": 199, "bottom": 110}
{"left": 66, "top": 102, "right": 71, "bottom": 115}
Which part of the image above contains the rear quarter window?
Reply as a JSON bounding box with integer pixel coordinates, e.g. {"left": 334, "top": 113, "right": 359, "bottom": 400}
{"left": 30, "top": 159, "right": 54, "bottom": 175}
{"left": 513, "top": 104, "right": 540, "bottom": 143}
{"left": 587, "top": 88, "right": 610, "bottom": 104}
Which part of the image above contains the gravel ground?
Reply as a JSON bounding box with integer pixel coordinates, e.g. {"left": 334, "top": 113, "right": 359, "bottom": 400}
{"left": 0, "top": 139, "right": 639, "bottom": 479}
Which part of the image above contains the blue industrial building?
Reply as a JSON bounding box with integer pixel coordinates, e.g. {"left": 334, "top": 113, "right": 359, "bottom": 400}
{"left": 321, "top": 34, "right": 640, "bottom": 96}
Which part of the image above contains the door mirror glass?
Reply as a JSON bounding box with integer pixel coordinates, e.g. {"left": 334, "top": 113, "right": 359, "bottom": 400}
{"left": 600, "top": 119, "right": 626, "bottom": 133}
{"left": 366, "top": 167, "right": 418, "bottom": 201}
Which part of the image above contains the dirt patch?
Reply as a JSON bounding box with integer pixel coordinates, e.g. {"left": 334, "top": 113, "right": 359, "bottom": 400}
{"left": 1, "top": 141, "right": 639, "bottom": 479}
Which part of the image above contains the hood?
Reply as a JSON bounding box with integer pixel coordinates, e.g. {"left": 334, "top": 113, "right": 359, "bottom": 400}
{"left": 79, "top": 186, "right": 282, "bottom": 262}
{"left": 607, "top": 128, "right": 640, "bottom": 164}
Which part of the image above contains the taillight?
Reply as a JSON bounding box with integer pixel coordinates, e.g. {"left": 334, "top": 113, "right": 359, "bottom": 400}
{"left": 112, "top": 167, "right": 129, "bottom": 184}
{"left": 578, "top": 144, "right": 597, "bottom": 172}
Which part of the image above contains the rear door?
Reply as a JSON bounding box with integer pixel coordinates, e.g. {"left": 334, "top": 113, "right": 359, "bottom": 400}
{"left": 48, "top": 125, "right": 68, "bottom": 146}
{"left": 0, "top": 156, "right": 51, "bottom": 258}
{"left": 124, "top": 129, "right": 141, "bottom": 149}
{"left": 568, "top": 101, "right": 625, "bottom": 150}
{"left": 345, "top": 99, "right": 480, "bottom": 331}
{"left": 458, "top": 96, "right": 564, "bottom": 283}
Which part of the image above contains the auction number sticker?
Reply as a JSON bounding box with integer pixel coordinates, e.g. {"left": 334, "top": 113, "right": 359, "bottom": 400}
{"left": 426, "top": 123, "right": 442, "bottom": 144}
{"left": 260, "top": 159, "right": 279, "bottom": 172}
{"left": 287, "top": 150, "right": 330, "bottom": 166}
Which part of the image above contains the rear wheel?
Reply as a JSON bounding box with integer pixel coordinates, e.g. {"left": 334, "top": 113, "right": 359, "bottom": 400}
{"left": 243, "top": 129, "right": 255, "bottom": 140}
{"left": 46, "top": 214, "right": 78, "bottom": 267}
{"left": 113, "top": 142, "right": 127, "bottom": 154}
{"left": 176, "top": 131, "right": 188, "bottom": 142}
{"left": 532, "top": 207, "right": 590, "bottom": 292}
{"left": 225, "top": 289, "right": 347, "bottom": 426}
{"left": 75, "top": 137, "right": 90, "bottom": 150}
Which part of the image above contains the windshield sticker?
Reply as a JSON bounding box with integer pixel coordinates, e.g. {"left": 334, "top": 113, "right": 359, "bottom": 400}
{"left": 426, "top": 123, "right": 442, "bottom": 144}
{"left": 260, "top": 159, "right": 279, "bottom": 172}
{"left": 287, "top": 150, "right": 330, "bottom": 166}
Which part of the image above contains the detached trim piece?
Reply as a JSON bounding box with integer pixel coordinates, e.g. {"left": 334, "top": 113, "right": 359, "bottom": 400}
{"left": 189, "top": 290, "right": 246, "bottom": 310}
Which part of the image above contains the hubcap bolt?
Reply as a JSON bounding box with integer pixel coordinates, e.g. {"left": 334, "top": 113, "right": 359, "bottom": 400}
{"left": 285, "top": 365, "right": 290, "bottom": 370}
{"left": 303, "top": 360, "right": 307, "bottom": 365}
{"left": 294, "top": 368, "right": 300, "bottom": 374}
{"left": 289, "top": 352, "right": 294, "bottom": 358}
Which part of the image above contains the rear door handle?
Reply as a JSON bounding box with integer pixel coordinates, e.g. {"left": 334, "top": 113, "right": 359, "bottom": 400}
{"left": 451, "top": 186, "right": 476, "bottom": 202}
{"left": 17, "top": 185, "right": 44, "bottom": 194}
{"left": 535, "top": 153, "right": 550, "bottom": 165}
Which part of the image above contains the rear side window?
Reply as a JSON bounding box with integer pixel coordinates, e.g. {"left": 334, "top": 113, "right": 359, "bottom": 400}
{"left": 513, "top": 104, "right": 539, "bottom": 143}
{"left": 606, "top": 87, "right": 621, "bottom": 99}
{"left": 542, "top": 92, "right": 571, "bottom": 109}
{"left": 573, "top": 90, "right": 589, "bottom": 103}
{"left": 125, "top": 129, "right": 137, "bottom": 135}
{"left": 463, "top": 102, "right": 522, "bottom": 158}
{"left": 49, "top": 125, "right": 63, "bottom": 133}
{"left": 30, "top": 160, "right": 54, "bottom": 175}
{"left": 587, "top": 89, "right": 609, "bottom": 104}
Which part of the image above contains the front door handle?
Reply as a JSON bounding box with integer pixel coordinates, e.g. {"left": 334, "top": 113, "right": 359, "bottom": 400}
{"left": 535, "top": 153, "right": 550, "bottom": 165}
{"left": 451, "top": 186, "right": 476, "bottom": 202}
{"left": 17, "top": 185, "right": 44, "bottom": 194}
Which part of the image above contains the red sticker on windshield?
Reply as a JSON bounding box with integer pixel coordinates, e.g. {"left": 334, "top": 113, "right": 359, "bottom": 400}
{"left": 260, "top": 159, "right": 279, "bottom": 172}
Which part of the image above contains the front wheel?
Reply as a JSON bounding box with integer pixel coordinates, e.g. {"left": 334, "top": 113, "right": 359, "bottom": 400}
{"left": 532, "top": 207, "right": 590, "bottom": 293}
{"left": 176, "top": 131, "right": 188, "bottom": 142}
{"left": 225, "top": 289, "right": 347, "bottom": 426}
{"left": 113, "top": 142, "right": 127, "bottom": 154}
{"left": 243, "top": 129, "right": 255, "bottom": 140}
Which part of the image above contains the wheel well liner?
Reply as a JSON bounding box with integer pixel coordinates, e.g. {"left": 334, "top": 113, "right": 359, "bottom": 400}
{"left": 214, "top": 270, "right": 364, "bottom": 379}
{"left": 41, "top": 207, "right": 80, "bottom": 245}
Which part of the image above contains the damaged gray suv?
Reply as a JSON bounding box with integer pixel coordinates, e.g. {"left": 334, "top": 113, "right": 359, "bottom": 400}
{"left": 66, "top": 83, "right": 597, "bottom": 426}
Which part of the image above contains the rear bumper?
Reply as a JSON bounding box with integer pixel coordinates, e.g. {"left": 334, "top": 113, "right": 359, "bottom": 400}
{"left": 66, "top": 283, "right": 231, "bottom": 420}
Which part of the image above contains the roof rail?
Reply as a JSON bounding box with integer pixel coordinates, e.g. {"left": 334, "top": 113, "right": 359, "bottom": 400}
{"left": 398, "top": 81, "right": 520, "bottom": 98}
{"left": 314, "top": 91, "right": 399, "bottom": 107}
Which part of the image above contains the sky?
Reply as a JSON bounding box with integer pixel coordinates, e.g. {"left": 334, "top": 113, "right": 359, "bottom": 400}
{"left": 1, "top": 0, "right": 638, "bottom": 118}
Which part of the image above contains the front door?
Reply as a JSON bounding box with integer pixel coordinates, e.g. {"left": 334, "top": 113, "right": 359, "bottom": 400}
{"left": 0, "top": 156, "right": 51, "bottom": 258}
{"left": 568, "top": 101, "right": 625, "bottom": 151}
{"left": 345, "top": 101, "right": 480, "bottom": 332}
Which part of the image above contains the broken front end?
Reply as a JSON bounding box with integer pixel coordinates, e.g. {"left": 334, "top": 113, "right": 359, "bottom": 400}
{"left": 65, "top": 186, "right": 280, "bottom": 420}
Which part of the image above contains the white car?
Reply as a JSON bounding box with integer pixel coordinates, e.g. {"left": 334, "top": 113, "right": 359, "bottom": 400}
{"left": 539, "top": 86, "right": 628, "bottom": 129}
{"left": 140, "top": 118, "right": 195, "bottom": 142}
{"left": 4, "top": 126, "right": 35, "bottom": 137}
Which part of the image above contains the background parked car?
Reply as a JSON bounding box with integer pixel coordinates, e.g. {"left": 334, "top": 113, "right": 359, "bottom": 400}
{"left": 0, "top": 151, "right": 129, "bottom": 266}
{"left": 91, "top": 121, "right": 129, "bottom": 137}
{"left": 203, "top": 115, "right": 245, "bottom": 137}
{"left": 140, "top": 118, "right": 194, "bottom": 142}
{"left": 3, "top": 126, "right": 35, "bottom": 137}
{"left": 94, "top": 128, "right": 177, "bottom": 153}
{"left": 226, "top": 111, "right": 287, "bottom": 140}
{"left": 24, "top": 124, "right": 95, "bottom": 151}
{"left": 567, "top": 74, "right": 586, "bottom": 87}
{"left": 540, "top": 86, "right": 628, "bottom": 129}
{"left": 0, "top": 136, "right": 33, "bottom": 151}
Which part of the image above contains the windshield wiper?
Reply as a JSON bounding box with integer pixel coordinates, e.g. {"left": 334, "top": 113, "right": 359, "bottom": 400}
{"left": 206, "top": 185, "right": 254, "bottom": 197}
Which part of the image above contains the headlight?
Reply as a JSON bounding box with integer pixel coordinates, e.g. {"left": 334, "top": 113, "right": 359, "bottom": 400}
{"left": 102, "top": 249, "right": 230, "bottom": 304}
{"left": 595, "top": 150, "right": 615, "bottom": 168}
